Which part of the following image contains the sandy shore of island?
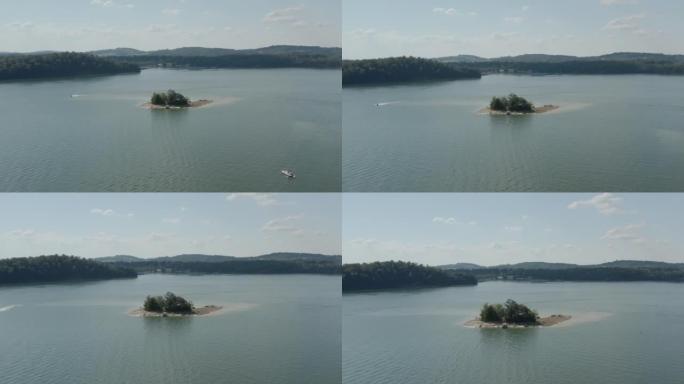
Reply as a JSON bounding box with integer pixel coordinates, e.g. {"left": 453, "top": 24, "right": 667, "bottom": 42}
{"left": 128, "top": 305, "right": 223, "bottom": 317}
{"left": 464, "top": 314, "right": 571, "bottom": 329}
{"left": 141, "top": 99, "right": 214, "bottom": 110}
{"left": 478, "top": 104, "right": 560, "bottom": 115}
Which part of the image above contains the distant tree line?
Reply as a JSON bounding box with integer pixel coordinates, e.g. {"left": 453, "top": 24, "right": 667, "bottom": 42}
{"left": 480, "top": 299, "right": 538, "bottom": 324}
{"left": 343, "top": 56, "right": 482, "bottom": 86}
{"left": 343, "top": 261, "right": 478, "bottom": 292}
{"left": 108, "top": 259, "right": 341, "bottom": 275}
{"left": 144, "top": 292, "right": 193, "bottom": 314}
{"left": 468, "top": 267, "right": 684, "bottom": 282}
{"left": 0, "top": 52, "right": 140, "bottom": 81}
{"left": 112, "top": 53, "right": 340, "bottom": 69}
{"left": 0, "top": 255, "right": 137, "bottom": 285}
{"left": 451, "top": 60, "right": 684, "bottom": 75}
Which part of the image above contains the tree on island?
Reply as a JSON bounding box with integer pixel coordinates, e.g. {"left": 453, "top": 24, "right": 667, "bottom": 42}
{"left": 480, "top": 299, "right": 538, "bottom": 324}
{"left": 144, "top": 292, "right": 194, "bottom": 314}
{"left": 150, "top": 90, "right": 190, "bottom": 107}
{"left": 490, "top": 94, "right": 535, "bottom": 113}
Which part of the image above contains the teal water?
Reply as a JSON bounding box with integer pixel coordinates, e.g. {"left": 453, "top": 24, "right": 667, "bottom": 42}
{"left": 0, "top": 68, "right": 341, "bottom": 192}
{"left": 0, "top": 274, "right": 341, "bottom": 384}
{"left": 343, "top": 75, "right": 684, "bottom": 191}
{"left": 343, "top": 281, "right": 684, "bottom": 384}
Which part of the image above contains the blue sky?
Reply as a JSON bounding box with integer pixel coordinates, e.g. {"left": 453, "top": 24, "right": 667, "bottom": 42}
{"left": 1, "top": 0, "right": 340, "bottom": 52}
{"left": 343, "top": 193, "right": 684, "bottom": 266}
{"left": 0, "top": 194, "right": 340, "bottom": 259}
{"left": 343, "top": 0, "right": 684, "bottom": 59}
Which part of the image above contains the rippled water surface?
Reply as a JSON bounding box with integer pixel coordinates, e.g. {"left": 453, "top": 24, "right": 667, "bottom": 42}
{"left": 343, "top": 75, "right": 684, "bottom": 191}
{"left": 0, "top": 68, "right": 341, "bottom": 192}
{"left": 343, "top": 281, "right": 684, "bottom": 384}
{"left": 0, "top": 274, "right": 341, "bottom": 384}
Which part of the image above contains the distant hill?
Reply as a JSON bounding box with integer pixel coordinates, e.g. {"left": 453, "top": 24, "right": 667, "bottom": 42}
{"left": 438, "top": 260, "right": 684, "bottom": 271}
{"left": 439, "top": 263, "right": 485, "bottom": 270}
{"left": 95, "top": 252, "right": 340, "bottom": 264}
{"left": 89, "top": 45, "right": 340, "bottom": 58}
{"left": 437, "top": 52, "right": 684, "bottom": 64}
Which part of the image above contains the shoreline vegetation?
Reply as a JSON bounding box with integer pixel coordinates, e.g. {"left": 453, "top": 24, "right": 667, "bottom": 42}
{"left": 0, "top": 255, "right": 137, "bottom": 285}
{"left": 129, "top": 292, "right": 222, "bottom": 317}
{"left": 464, "top": 300, "right": 571, "bottom": 328}
{"left": 342, "top": 56, "right": 481, "bottom": 86}
{"left": 342, "top": 261, "right": 477, "bottom": 292}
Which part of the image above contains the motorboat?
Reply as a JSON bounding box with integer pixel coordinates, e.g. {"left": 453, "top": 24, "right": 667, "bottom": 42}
{"left": 281, "top": 169, "right": 296, "bottom": 179}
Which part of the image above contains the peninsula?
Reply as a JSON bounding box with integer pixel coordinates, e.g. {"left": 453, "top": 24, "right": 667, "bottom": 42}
{"left": 129, "top": 292, "right": 222, "bottom": 317}
{"left": 342, "top": 56, "right": 481, "bottom": 86}
{"left": 343, "top": 261, "right": 477, "bottom": 292}
{"left": 465, "top": 299, "right": 571, "bottom": 328}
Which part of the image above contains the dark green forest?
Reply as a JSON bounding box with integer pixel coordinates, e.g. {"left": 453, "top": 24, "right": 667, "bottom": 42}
{"left": 111, "top": 53, "right": 340, "bottom": 69}
{"left": 0, "top": 255, "right": 137, "bottom": 285}
{"left": 108, "top": 259, "right": 341, "bottom": 275}
{"left": 465, "top": 266, "right": 684, "bottom": 282}
{"left": 343, "top": 261, "right": 478, "bottom": 292}
{"left": 451, "top": 60, "right": 684, "bottom": 75}
{"left": 0, "top": 52, "right": 140, "bottom": 81}
{"left": 343, "top": 56, "right": 481, "bottom": 86}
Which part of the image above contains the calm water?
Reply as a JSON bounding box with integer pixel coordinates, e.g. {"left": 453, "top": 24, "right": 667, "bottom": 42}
{"left": 343, "top": 281, "right": 684, "bottom": 384}
{"left": 0, "top": 68, "right": 341, "bottom": 192}
{"left": 343, "top": 75, "right": 684, "bottom": 191}
{"left": 0, "top": 274, "right": 341, "bottom": 384}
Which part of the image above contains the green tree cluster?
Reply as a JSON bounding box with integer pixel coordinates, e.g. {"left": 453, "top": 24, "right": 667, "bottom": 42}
{"left": 480, "top": 299, "right": 539, "bottom": 324}
{"left": 143, "top": 292, "right": 194, "bottom": 314}
{"left": 490, "top": 94, "right": 535, "bottom": 113}
{"left": 150, "top": 90, "right": 190, "bottom": 107}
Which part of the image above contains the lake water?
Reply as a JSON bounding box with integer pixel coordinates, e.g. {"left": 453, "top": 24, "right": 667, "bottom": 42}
{"left": 0, "top": 68, "right": 341, "bottom": 192}
{"left": 0, "top": 274, "right": 341, "bottom": 384}
{"left": 343, "top": 281, "right": 684, "bottom": 384}
{"left": 343, "top": 75, "right": 684, "bottom": 191}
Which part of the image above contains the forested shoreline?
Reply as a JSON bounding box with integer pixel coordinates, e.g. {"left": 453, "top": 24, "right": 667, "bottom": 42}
{"left": 343, "top": 56, "right": 481, "bottom": 86}
{"left": 0, "top": 255, "right": 137, "bottom": 285}
{"left": 0, "top": 52, "right": 140, "bottom": 81}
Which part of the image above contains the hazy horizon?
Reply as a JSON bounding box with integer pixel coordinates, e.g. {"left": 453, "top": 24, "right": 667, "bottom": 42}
{"left": 0, "top": 194, "right": 341, "bottom": 259}
{"left": 343, "top": 193, "right": 684, "bottom": 266}
{"left": 1, "top": 0, "right": 340, "bottom": 52}
{"left": 343, "top": 0, "right": 684, "bottom": 59}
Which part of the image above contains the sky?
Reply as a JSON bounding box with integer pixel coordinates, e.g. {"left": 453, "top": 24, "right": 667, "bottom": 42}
{"left": 343, "top": 0, "right": 684, "bottom": 59}
{"left": 0, "top": 0, "right": 340, "bottom": 52}
{"left": 0, "top": 193, "right": 340, "bottom": 259}
{"left": 343, "top": 193, "right": 684, "bottom": 266}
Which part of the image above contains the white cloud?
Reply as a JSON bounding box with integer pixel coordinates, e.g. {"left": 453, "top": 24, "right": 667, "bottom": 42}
{"left": 162, "top": 9, "right": 181, "bottom": 16}
{"left": 226, "top": 193, "right": 278, "bottom": 207}
{"left": 433, "top": 217, "right": 458, "bottom": 225}
{"left": 603, "top": 14, "right": 645, "bottom": 32}
{"left": 162, "top": 218, "right": 181, "bottom": 224}
{"left": 601, "top": 224, "right": 645, "bottom": 243}
{"left": 432, "top": 8, "right": 476, "bottom": 16}
{"left": 261, "top": 215, "right": 304, "bottom": 235}
{"left": 504, "top": 16, "right": 524, "bottom": 24}
{"left": 568, "top": 193, "right": 624, "bottom": 215}
{"left": 263, "top": 5, "right": 304, "bottom": 25}
{"left": 90, "top": 0, "right": 134, "bottom": 8}
{"left": 6, "top": 229, "right": 36, "bottom": 238}
{"left": 505, "top": 225, "right": 523, "bottom": 232}
{"left": 5, "top": 21, "right": 34, "bottom": 30}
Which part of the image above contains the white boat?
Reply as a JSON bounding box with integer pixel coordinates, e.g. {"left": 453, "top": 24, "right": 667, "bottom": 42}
{"left": 281, "top": 169, "right": 296, "bottom": 179}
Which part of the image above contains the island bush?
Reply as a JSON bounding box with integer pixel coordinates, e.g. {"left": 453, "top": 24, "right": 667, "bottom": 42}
{"left": 150, "top": 90, "right": 190, "bottom": 107}
{"left": 143, "top": 292, "right": 194, "bottom": 314}
{"left": 490, "top": 94, "right": 535, "bottom": 113}
{"left": 480, "top": 299, "right": 538, "bottom": 324}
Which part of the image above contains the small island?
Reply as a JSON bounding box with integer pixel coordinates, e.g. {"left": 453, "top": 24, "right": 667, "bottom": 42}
{"left": 465, "top": 299, "right": 570, "bottom": 328}
{"left": 143, "top": 89, "right": 212, "bottom": 110}
{"left": 481, "top": 93, "right": 559, "bottom": 115}
{"left": 129, "top": 292, "right": 222, "bottom": 317}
